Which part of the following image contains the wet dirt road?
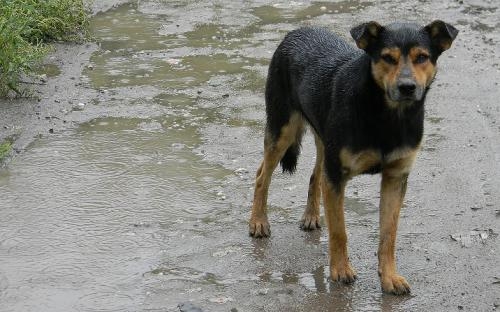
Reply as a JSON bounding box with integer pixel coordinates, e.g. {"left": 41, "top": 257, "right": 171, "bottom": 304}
{"left": 0, "top": 0, "right": 499, "bottom": 311}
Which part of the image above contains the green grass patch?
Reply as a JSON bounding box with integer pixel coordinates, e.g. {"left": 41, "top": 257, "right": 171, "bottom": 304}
{"left": 0, "top": 0, "right": 90, "bottom": 97}
{"left": 0, "top": 141, "right": 12, "bottom": 162}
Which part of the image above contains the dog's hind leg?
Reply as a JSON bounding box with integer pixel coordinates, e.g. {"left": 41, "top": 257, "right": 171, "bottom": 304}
{"left": 249, "top": 113, "right": 304, "bottom": 238}
{"left": 300, "top": 133, "right": 324, "bottom": 230}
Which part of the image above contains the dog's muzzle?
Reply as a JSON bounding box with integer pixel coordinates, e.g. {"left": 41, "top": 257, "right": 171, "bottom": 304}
{"left": 388, "top": 78, "right": 424, "bottom": 103}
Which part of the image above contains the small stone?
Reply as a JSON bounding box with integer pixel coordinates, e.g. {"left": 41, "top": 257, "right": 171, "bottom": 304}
{"left": 166, "top": 58, "right": 180, "bottom": 65}
{"left": 216, "top": 191, "right": 226, "bottom": 200}
{"left": 178, "top": 302, "right": 203, "bottom": 312}
{"left": 235, "top": 168, "right": 248, "bottom": 174}
{"left": 73, "top": 102, "right": 85, "bottom": 111}
{"left": 209, "top": 296, "right": 233, "bottom": 304}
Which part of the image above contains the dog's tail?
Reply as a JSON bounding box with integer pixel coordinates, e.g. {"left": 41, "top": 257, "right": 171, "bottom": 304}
{"left": 265, "top": 43, "right": 303, "bottom": 175}
{"left": 280, "top": 143, "right": 301, "bottom": 174}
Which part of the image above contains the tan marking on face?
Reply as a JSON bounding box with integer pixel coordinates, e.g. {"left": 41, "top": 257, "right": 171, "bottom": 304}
{"left": 408, "top": 47, "right": 436, "bottom": 88}
{"left": 367, "top": 23, "right": 380, "bottom": 37}
{"left": 372, "top": 48, "right": 402, "bottom": 93}
{"left": 440, "top": 41, "right": 451, "bottom": 51}
{"left": 430, "top": 25, "right": 440, "bottom": 38}
{"left": 340, "top": 148, "right": 381, "bottom": 177}
{"left": 357, "top": 38, "right": 368, "bottom": 50}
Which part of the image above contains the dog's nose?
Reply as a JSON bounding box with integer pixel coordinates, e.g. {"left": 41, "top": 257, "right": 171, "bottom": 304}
{"left": 397, "top": 80, "right": 416, "bottom": 95}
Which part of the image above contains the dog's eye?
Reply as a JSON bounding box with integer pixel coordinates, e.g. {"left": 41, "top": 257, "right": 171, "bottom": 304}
{"left": 415, "top": 54, "right": 429, "bottom": 64}
{"left": 381, "top": 54, "right": 397, "bottom": 65}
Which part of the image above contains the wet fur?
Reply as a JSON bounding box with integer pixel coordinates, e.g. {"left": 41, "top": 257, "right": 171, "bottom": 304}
{"left": 249, "top": 21, "right": 457, "bottom": 295}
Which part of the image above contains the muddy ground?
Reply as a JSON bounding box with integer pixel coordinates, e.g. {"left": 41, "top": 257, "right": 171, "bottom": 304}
{"left": 0, "top": 0, "right": 499, "bottom": 311}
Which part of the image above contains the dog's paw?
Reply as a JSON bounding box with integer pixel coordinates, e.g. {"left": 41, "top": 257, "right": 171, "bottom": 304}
{"left": 249, "top": 219, "right": 271, "bottom": 238}
{"left": 299, "top": 214, "right": 321, "bottom": 231}
{"left": 380, "top": 273, "right": 411, "bottom": 295}
{"left": 330, "top": 263, "right": 357, "bottom": 284}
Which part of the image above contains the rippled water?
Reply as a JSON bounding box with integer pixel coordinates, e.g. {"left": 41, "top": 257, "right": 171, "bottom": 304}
{"left": 0, "top": 115, "right": 234, "bottom": 310}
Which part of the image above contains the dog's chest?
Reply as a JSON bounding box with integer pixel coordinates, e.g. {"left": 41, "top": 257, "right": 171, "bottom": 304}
{"left": 339, "top": 146, "right": 419, "bottom": 177}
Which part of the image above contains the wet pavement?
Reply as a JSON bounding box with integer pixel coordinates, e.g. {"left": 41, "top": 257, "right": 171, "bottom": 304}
{"left": 0, "top": 0, "right": 499, "bottom": 311}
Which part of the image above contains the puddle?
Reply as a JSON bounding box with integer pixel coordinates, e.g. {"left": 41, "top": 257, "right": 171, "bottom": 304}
{"left": 427, "top": 116, "right": 444, "bottom": 124}
{"left": 86, "top": 2, "right": 266, "bottom": 90}
{"left": 86, "top": 1, "right": 373, "bottom": 91}
{"left": 252, "top": 0, "right": 373, "bottom": 25}
{"left": 90, "top": 4, "right": 167, "bottom": 51}
{"left": 346, "top": 197, "right": 378, "bottom": 216}
{"left": 462, "top": 4, "right": 497, "bottom": 15}
{"left": 294, "top": 1, "right": 374, "bottom": 19}
{"left": 0, "top": 115, "right": 234, "bottom": 309}
{"left": 35, "top": 63, "right": 61, "bottom": 78}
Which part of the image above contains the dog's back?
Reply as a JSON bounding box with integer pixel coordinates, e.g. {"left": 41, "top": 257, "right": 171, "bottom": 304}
{"left": 266, "top": 27, "right": 359, "bottom": 137}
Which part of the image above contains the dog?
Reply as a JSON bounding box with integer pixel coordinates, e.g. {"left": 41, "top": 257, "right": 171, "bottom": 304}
{"left": 249, "top": 20, "right": 458, "bottom": 295}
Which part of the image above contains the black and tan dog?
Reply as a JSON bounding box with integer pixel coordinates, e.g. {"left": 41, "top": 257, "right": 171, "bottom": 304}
{"left": 249, "top": 20, "right": 458, "bottom": 294}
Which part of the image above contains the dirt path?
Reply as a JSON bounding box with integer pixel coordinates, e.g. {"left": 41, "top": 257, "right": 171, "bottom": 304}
{"left": 0, "top": 1, "right": 499, "bottom": 311}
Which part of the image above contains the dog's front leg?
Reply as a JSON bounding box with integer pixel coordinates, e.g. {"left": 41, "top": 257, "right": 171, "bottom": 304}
{"left": 322, "top": 174, "right": 357, "bottom": 283}
{"left": 378, "top": 172, "right": 411, "bottom": 295}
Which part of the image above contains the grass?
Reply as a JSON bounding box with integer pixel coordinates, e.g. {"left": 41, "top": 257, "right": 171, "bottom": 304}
{"left": 0, "top": 141, "right": 12, "bottom": 162}
{"left": 0, "top": 0, "right": 90, "bottom": 97}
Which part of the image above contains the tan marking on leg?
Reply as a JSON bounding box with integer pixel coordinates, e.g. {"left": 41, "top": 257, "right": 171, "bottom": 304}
{"left": 300, "top": 133, "right": 324, "bottom": 231}
{"left": 249, "top": 113, "right": 304, "bottom": 237}
{"left": 408, "top": 47, "right": 436, "bottom": 88}
{"left": 377, "top": 148, "right": 418, "bottom": 295}
{"left": 321, "top": 175, "right": 357, "bottom": 283}
{"left": 340, "top": 148, "right": 381, "bottom": 177}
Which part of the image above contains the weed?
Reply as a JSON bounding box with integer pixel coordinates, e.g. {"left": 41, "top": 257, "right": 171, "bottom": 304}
{"left": 0, "top": 0, "right": 90, "bottom": 96}
{"left": 0, "top": 141, "right": 12, "bottom": 162}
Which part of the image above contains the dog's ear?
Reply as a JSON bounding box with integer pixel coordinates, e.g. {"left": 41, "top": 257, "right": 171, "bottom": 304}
{"left": 350, "top": 21, "right": 384, "bottom": 51}
{"left": 424, "top": 20, "right": 458, "bottom": 53}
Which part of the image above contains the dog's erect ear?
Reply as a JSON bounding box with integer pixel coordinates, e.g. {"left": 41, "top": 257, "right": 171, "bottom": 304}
{"left": 350, "top": 21, "right": 384, "bottom": 51}
{"left": 424, "top": 20, "right": 459, "bottom": 53}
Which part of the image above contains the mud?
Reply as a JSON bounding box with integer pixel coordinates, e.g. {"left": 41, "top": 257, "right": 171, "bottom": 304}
{"left": 0, "top": 0, "right": 499, "bottom": 311}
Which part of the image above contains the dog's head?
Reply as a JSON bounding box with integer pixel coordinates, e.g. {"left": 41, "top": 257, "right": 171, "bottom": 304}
{"left": 350, "top": 20, "right": 458, "bottom": 108}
